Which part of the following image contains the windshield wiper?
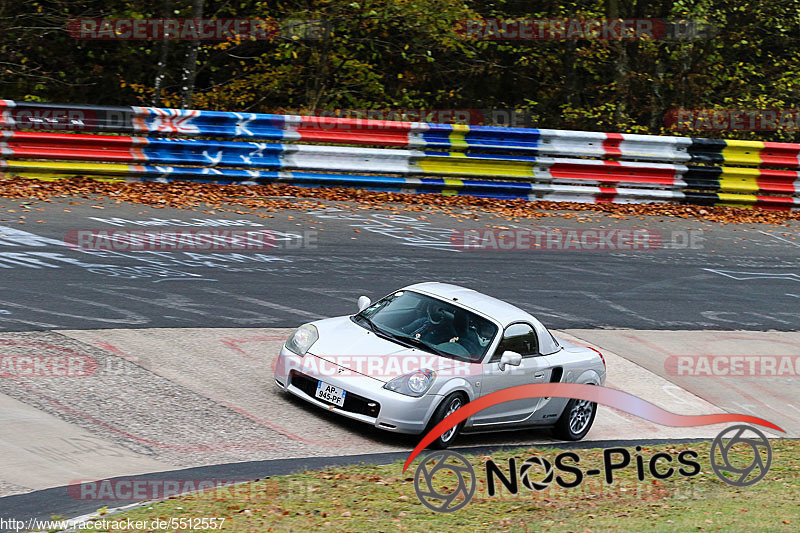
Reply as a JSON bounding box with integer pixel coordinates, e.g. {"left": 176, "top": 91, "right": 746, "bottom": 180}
{"left": 353, "top": 313, "right": 380, "bottom": 334}
{"left": 354, "top": 314, "right": 403, "bottom": 343}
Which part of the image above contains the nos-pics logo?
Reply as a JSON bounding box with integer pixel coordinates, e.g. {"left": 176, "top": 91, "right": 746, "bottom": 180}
{"left": 414, "top": 450, "right": 477, "bottom": 513}
{"left": 413, "top": 425, "right": 773, "bottom": 512}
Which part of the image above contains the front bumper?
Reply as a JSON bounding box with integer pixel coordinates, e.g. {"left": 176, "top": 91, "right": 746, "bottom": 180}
{"left": 274, "top": 346, "right": 442, "bottom": 434}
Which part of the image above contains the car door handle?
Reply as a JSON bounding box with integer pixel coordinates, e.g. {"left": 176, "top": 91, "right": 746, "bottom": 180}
{"left": 533, "top": 372, "right": 545, "bottom": 379}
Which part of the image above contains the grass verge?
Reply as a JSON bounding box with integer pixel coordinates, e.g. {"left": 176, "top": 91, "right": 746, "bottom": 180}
{"left": 70, "top": 440, "right": 798, "bottom": 532}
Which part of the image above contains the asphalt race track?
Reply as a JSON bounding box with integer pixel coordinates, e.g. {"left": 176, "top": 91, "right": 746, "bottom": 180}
{"left": 0, "top": 197, "right": 798, "bottom": 332}
{"left": 0, "top": 196, "right": 798, "bottom": 525}
{"left": 2, "top": 324, "right": 792, "bottom": 523}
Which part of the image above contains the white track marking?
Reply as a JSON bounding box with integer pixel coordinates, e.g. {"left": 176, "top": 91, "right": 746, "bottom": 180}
{"left": 759, "top": 230, "right": 800, "bottom": 248}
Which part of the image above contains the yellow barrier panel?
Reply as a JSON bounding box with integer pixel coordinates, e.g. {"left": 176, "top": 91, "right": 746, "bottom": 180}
{"left": 717, "top": 167, "right": 761, "bottom": 194}
{"left": 721, "top": 140, "right": 764, "bottom": 166}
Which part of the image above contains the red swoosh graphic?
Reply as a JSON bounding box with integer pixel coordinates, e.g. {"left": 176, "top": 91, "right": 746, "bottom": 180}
{"left": 402, "top": 383, "right": 783, "bottom": 472}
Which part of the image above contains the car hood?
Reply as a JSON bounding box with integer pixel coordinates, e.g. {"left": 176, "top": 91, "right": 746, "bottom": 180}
{"left": 307, "top": 316, "right": 473, "bottom": 382}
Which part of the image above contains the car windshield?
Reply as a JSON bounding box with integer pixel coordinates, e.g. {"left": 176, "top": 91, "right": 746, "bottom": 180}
{"left": 355, "top": 290, "right": 498, "bottom": 362}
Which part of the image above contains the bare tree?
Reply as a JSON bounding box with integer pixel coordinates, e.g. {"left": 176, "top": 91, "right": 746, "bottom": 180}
{"left": 153, "top": 0, "right": 173, "bottom": 106}
{"left": 180, "top": 0, "right": 204, "bottom": 108}
{"left": 607, "top": 0, "right": 628, "bottom": 126}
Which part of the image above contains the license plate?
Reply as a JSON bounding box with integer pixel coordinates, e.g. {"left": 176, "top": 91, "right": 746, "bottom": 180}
{"left": 315, "top": 380, "right": 346, "bottom": 407}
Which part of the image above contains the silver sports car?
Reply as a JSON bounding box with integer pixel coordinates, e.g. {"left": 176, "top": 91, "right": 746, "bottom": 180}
{"left": 274, "top": 282, "right": 606, "bottom": 448}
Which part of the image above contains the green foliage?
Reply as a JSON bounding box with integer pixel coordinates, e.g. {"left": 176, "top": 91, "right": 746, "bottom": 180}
{"left": 1, "top": 0, "right": 799, "bottom": 140}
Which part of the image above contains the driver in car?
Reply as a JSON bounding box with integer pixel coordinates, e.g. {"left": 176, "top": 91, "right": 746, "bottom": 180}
{"left": 404, "top": 302, "right": 456, "bottom": 346}
{"left": 449, "top": 309, "right": 481, "bottom": 357}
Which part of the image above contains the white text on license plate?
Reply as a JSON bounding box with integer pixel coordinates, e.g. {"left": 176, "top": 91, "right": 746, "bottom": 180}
{"left": 316, "top": 380, "right": 346, "bottom": 407}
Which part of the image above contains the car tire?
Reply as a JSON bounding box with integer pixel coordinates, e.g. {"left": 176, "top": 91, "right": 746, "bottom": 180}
{"left": 552, "top": 397, "right": 597, "bottom": 441}
{"left": 424, "top": 392, "right": 467, "bottom": 449}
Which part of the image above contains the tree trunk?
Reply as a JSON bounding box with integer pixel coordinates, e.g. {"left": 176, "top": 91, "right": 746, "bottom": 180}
{"left": 153, "top": 0, "right": 173, "bottom": 106}
{"left": 180, "top": 0, "right": 205, "bottom": 109}
{"left": 607, "top": 0, "right": 628, "bottom": 128}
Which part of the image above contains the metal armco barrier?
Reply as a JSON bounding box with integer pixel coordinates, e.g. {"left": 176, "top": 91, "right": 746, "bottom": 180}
{"left": 1, "top": 100, "right": 799, "bottom": 209}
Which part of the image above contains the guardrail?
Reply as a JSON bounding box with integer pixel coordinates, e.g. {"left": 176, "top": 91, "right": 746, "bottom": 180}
{"left": 1, "top": 100, "right": 798, "bottom": 209}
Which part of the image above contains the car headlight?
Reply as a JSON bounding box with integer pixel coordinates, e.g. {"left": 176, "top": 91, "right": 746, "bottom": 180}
{"left": 383, "top": 369, "right": 435, "bottom": 397}
{"left": 284, "top": 324, "right": 319, "bottom": 356}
